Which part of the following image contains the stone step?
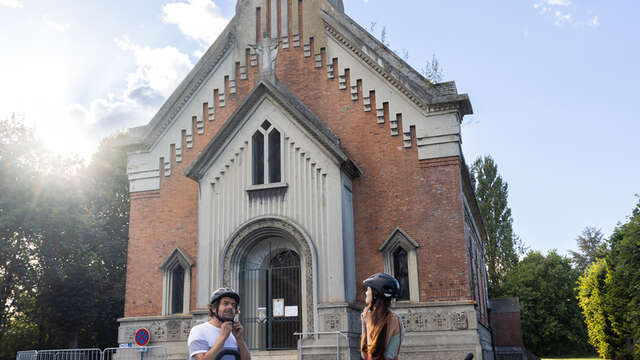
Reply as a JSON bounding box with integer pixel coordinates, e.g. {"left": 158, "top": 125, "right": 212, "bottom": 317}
{"left": 249, "top": 349, "right": 297, "bottom": 360}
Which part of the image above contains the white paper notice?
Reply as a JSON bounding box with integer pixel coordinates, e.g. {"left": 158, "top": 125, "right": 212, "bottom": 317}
{"left": 285, "top": 305, "right": 298, "bottom": 317}
{"left": 273, "top": 298, "right": 284, "bottom": 317}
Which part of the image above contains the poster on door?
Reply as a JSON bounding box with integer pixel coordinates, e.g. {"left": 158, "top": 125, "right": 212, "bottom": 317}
{"left": 273, "top": 298, "right": 284, "bottom": 317}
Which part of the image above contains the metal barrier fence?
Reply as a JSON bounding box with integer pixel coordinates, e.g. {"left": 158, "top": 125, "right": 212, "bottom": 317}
{"left": 36, "top": 349, "right": 102, "bottom": 360}
{"left": 16, "top": 351, "right": 37, "bottom": 360}
{"left": 103, "top": 346, "right": 167, "bottom": 360}
{"left": 16, "top": 347, "right": 167, "bottom": 360}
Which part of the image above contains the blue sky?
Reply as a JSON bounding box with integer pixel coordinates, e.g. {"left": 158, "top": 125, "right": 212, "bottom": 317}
{"left": 1, "top": 0, "right": 638, "bottom": 256}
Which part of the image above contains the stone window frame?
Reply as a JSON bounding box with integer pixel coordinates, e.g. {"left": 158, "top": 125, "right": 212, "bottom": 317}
{"left": 248, "top": 118, "right": 286, "bottom": 190}
{"left": 160, "top": 247, "right": 195, "bottom": 315}
{"left": 379, "top": 228, "right": 420, "bottom": 302}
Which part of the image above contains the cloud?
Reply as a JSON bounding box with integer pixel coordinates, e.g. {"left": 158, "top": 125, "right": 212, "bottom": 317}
{"left": 0, "top": 0, "right": 23, "bottom": 8}
{"left": 116, "top": 37, "right": 193, "bottom": 98}
{"left": 53, "top": 38, "right": 195, "bottom": 158}
{"left": 128, "top": 86, "right": 165, "bottom": 107}
{"left": 162, "top": 0, "right": 230, "bottom": 45}
{"left": 545, "top": 0, "right": 570, "bottom": 6}
{"left": 553, "top": 11, "right": 573, "bottom": 26}
{"left": 42, "top": 14, "right": 70, "bottom": 32}
{"left": 533, "top": 0, "right": 597, "bottom": 28}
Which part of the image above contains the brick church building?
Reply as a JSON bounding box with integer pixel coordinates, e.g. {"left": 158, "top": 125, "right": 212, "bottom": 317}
{"left": 117, "top": 0, "right": 493, "bottom": 358}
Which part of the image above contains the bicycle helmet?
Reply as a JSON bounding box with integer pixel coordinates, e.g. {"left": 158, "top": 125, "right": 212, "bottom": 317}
{"left": 209, "top": 287, "right": 240, "bottom": 305}
{"left": 363, "top": 273, "right": 400, "bottom": 299}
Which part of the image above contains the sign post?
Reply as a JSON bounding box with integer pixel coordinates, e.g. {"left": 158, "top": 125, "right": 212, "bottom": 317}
{"left": 134, "top": 328, "right": 150, "bottom": 360}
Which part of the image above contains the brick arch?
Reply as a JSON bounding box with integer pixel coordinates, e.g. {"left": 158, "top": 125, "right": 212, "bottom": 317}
{"left": 221, "top": 216, "right": 318, "bottom": 333}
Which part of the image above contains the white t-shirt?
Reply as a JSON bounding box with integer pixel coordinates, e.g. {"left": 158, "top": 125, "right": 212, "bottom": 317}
{"left": 187, "top": 321, "right": 238, "bottom": 360}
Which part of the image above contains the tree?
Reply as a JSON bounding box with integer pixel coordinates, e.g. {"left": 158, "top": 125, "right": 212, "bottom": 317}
{"left": 577, "top": 198, "right": 640, "bottom": 360}
{"left": 0, "top": 117, "right": 44, "bottom": 343}
{"left": 32, "top": 134, "right": 129, "bottom": 349}
{"left": 604, "top": 198, "right": 640, "bottom": 359}
{"left": 0, "top": 117, "right": 129, "bottom": 357}
{"left": 502, "top": 251, "right": 591, "bottom": 356}
{"left": 570, "top": 226, "right": 606, "bottom": 272}
{"left": 470, "top": 155, "right": 518, "bottom": 297}
{"left": 577, "top": 258, "right": 614, "bottom": 359}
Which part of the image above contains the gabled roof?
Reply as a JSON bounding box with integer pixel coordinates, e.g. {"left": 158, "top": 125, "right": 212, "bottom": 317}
{"left": 321, "top": 9, "right": 472, "bottom": 115}
{"left": 118, "top": 1, "right": 471, "bottom": 151}
{"left": 185, "top": 79, "right": 361, "bottom": 181}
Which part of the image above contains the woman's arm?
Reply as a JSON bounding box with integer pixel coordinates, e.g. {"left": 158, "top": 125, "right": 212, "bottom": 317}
{"left": 383, "top": 314, "right": 404, "bottom": 360}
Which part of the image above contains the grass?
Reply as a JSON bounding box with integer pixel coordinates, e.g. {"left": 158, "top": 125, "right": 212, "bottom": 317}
{"left": 542, "top": 357, "right": 600, "bottom": 360}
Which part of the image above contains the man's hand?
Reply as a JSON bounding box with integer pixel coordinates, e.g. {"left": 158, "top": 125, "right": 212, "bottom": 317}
{"left": 220, "top": 321, "right": 233, "bottom": 340}
{"left": 232, "top": 322, "right": 244, "bottom": 340}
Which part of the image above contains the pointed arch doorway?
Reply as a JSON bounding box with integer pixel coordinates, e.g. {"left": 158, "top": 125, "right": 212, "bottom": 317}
{"left": 240, "top": 237, "right": 302, "bottom": 350}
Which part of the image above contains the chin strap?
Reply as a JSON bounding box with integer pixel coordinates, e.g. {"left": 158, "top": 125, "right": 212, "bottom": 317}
{"left": 368, "top": 295, "right": 377, "bottom": 310}
{"left": 212, "top": 304, "right": 235, "bottom": 323}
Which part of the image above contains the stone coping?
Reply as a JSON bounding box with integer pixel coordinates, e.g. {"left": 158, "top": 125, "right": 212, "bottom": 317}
{"left": 118, "top": 314, "right": 195, "bottom": 323}
{"left": 119, "top": 300, "right": 476, "bottom": 323}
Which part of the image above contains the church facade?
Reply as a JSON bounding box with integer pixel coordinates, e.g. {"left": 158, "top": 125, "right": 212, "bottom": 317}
{"left": 117, "top": 1, "right": 492, "bottom": 359}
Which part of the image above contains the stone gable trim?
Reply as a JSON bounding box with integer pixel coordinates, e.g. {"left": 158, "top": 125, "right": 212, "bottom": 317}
{"left": 322, "top": 12, "right": 472, "bottom": 117}
{"left": 322, "top": 20, "right": 428, "bottom": 111}
{"left": 159, "top": 247, "right": 195, "bottom": 270}
{"left": 378, "top": 227, "right": 420, "bottom": 252}
{"left": 185, "top": 80, "right": 361, "bottom": 181}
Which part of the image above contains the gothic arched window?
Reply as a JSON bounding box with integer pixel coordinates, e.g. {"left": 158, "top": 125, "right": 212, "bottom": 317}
{"left": 252, "top": 120, "right": 282, "bottom": 185}
{"left": 379, "top": 228, "right": 420, "bottom": 302}
{"left": 392, "top": 247, "right": 410, "bottom": 300}
{"left": 160, "top": 247, "right": 194, "bottom": 315}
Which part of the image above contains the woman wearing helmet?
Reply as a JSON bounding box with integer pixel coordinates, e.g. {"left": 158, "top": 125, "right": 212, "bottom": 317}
{"left": 360, "top": 273, "right": 404, "bottom": 360}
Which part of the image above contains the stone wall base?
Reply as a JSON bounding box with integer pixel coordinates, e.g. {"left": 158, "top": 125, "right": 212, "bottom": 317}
{"left": 118, "top": 302, "right": 494, "bottom": 360}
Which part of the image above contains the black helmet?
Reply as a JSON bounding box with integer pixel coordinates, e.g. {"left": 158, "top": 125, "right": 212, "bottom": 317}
{"left": 363, "top": 273, "right": 400, "bottom": 299}
{"left": 210, "top": 287, "right": 240, "bottom": 305}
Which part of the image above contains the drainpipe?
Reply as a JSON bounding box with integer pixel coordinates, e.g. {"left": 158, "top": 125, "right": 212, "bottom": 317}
{"left": 488, "top": 305, "right": 497, "bottom": 360}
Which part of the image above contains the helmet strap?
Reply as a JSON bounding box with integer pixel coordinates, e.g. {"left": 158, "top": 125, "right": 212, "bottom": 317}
{"left": 212, "top": 302, "right": 234, "bottom": 323}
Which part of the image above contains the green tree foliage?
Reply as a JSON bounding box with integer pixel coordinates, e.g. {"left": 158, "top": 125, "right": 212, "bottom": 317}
{"left": 470, "top": 155, "right": 518, "bottom": 297}
{"left": 604, "top": 199, "right": 640, "bottom": 359}
{"left": 0, "top": 118, "right": 44, "bottom": 340}
{"left": 502, "top": 251, "right": 591, "bottom": 356}
{"left": 577, "top": 199, "right": 640, "bottom": 360}
{"left": 570, "top": 227, "right": 606, "bottom": 272}
{"left": 0, "top": 119, "right": 129, "bottom": 358}
{"left": 577, "top": 258, "right": 614, "bottom": 359}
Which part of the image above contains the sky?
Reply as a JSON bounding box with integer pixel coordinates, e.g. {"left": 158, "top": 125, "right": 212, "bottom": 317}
{"left": 1, "top": 0, "right": 638, "bottom": 256}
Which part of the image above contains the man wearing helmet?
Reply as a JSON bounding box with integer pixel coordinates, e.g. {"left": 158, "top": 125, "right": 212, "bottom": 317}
{"left": 360, "top": 273, "right": 404, "bottom": 360}
{"left": 187, "top": 288, "right": 251, "bottom": 360}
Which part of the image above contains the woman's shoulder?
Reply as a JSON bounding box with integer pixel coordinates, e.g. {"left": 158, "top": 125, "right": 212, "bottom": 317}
{"left": 387, "top": 311, "right": 403, "bottom": 330}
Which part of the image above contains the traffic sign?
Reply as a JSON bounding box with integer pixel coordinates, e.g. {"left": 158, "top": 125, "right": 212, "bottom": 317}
{"left": 134, "top": 328, "right": 150, "bottom": 347}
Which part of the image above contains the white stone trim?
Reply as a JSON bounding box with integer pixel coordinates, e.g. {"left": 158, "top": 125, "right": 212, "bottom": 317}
{"left": 379, "top": 228, "right": 420, "bottom": 302}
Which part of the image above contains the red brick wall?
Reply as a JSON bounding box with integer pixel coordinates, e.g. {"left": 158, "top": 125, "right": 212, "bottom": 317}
{"left": 124, "top": 32, "right": 471, "bottom": 316}
{"left": 275, "top": 44, "right": 470, "bottom": 303}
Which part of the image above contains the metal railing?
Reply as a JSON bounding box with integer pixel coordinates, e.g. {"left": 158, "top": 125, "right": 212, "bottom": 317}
{"left": 293, "top": 331, "right": 351, "bottom": 360}
{"left": 103, "top": 346, "right": 167, "bottom": 360}
{"left": 16, "top": 351, "right": 37, "bottom": 360}
{"left": 36, "top": 349, "right": 102, "bottom": 360}
{"left": 16, "top": 347, "right": 167, "bottom": 360}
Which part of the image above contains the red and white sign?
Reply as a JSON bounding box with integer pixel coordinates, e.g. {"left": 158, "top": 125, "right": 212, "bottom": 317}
{"left": 134, "top": 328, "right": 150, "bottom": 346}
